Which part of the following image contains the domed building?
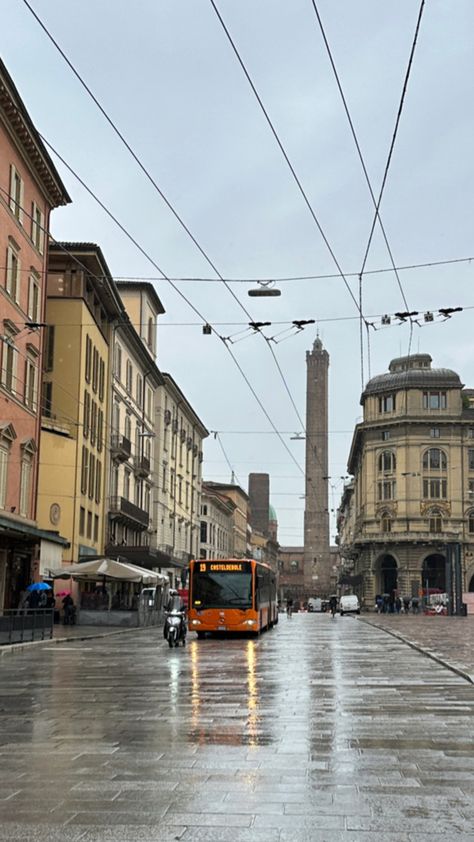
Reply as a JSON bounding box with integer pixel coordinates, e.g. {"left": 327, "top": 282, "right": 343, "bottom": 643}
{"left": 338, "top": 354, "right": 474, "bottom": 611}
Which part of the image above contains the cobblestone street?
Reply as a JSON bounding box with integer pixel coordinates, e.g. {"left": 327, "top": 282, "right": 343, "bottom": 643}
{"left": 1, "top": 614, "right": 474, "bottom": 841}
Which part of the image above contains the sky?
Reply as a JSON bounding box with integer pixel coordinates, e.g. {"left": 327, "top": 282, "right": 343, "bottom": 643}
{"left": 3, "top": 0, "right": 474, "bottom": 545}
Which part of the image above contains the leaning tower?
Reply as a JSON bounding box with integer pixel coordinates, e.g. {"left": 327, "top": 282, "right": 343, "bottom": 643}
{"left": 303, "top": 338, "right": 332, "bottom": 595}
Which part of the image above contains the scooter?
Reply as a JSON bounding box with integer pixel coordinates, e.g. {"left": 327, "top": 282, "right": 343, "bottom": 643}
{"left": 164, "top": 609, "right": 187, "bottom": 647}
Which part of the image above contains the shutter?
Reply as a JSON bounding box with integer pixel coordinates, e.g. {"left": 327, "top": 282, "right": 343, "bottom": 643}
{"left": 6, "top": 248, "right": 12, "bottom": 295}
{"left": 18, "top": 177, "right": 24, "bottom": 225}
{"left": 11, "top": 347, "right": 18, "bottom": 395}
{"left": 31, "top": 202, "right": 36, "bottom": 243}
{"left": 28, "top": 276, "right": 34, "bottom": 320}
{"left": 0, "top": 340, "right": 7, "bottom": 387}
{"left": 0, "top": 448, "right": 7, "bottom": 509}
{"left": 15, "top": 256, "right": 21, "bottom": 304}
{"left": 38, "top": 209, "right": 45, "bottom": 254}
{"left": 9, "top": 166, "right": 16, "bottom": 213}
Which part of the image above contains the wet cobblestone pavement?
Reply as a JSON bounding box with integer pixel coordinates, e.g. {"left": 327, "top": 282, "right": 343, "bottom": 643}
{"left": 360, "top": 615, "right": 474, "bottom": 682}
{"left": 1, "top": 614, "right": 474, "bottom": 841}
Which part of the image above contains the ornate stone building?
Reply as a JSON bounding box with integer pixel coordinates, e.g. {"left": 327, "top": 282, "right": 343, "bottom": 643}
{"left": 338, "top": 353, "right": 474, "bottom": 608}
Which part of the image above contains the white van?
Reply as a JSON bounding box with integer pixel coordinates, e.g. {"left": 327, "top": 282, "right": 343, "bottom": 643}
{"left": 307, "top": 597, "right": 322, "bottom": 613}
{"left": 339, "top": 594, "right": 360, "bottom": 616}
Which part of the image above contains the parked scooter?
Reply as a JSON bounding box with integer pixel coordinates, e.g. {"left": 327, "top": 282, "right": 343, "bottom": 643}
{"left": 163, "top": 590, "right": 187, "bottom": 647}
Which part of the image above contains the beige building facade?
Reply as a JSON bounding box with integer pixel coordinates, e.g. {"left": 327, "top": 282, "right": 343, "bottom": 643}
{"left": 106, "top": 282, "right": 164, "bottom": 566}
{"left": 203, "top": 482, "right": 249, "bottom": 559}
{"left": 199, "top": 483, "right": 235, "bottom": 560}
{"left": 153, "top": 374, "right": 208, "bottom": 586}
{"left": 338, "top": 354, "right": 474, "bottom": 607}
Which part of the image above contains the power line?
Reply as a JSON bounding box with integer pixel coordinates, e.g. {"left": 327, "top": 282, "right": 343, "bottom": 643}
{"left": 357, "top": 0, "right": 427, "bottom": 377}
{"left": 208, "top": 0, "right": 364, "bottom": 321}
{"left": 309, "top": 0, "right": 411, "bottom": 316}
{"left": 36, "top": 138, "right": 306, "bottom": 477}
{"left": 20, "top": 0, "right": 307, "bottom": 456}
{"left": 6, "top": 253, "right": 472, "bottom": 282}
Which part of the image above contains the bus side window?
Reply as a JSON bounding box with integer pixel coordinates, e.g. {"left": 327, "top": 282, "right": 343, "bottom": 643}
{"left": 256, "top": 575, "right": 263, "bottom": 608}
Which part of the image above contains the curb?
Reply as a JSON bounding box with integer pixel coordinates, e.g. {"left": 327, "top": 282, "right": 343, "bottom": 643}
{"left": 358, "top": 617, "right": 474, "bottom": 685}
{"left": 0, "top": 625, "right": 153, "bottom": 657}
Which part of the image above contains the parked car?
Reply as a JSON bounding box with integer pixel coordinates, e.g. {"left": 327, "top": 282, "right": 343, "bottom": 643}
{"left": 339, "top": 594, "right": 360, "bottom": 616}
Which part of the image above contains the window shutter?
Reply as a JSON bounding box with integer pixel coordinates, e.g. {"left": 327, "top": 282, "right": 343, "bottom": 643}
{"left": 38, "top": 209, "right": 45, "bottom": 254}
{"left": 6, "top": 248, "right": 13, "bottom": 295}
{"left": 28, "top": 276, "right": 34, "bottom": 320}
{"left": 11, "top": 347, "right": 18, "bottom": 395}
{"left": 18, "top": 178, "right": 24, "bottom": 225}
{"left": 15, "top": 256, "right": 21, "bottom": 304}
{"left": 0, "top": 340, "right": 7, "bottom": 387}
{"left": 9, "top": 166, "right": 16, "bottom": 213}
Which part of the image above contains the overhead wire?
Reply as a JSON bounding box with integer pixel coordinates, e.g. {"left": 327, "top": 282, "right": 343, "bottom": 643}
{"left": 3, "top": 253, "right": 473, "bottom": 282}
{"left": 309, "top": 0, "right": 411, "bottom": 315}
{"left": 356, "top": 0, "right": 427, "bottom": 375}
{"left": 208, "top": 0, "right": 364, "bottom": 321}
{"left": 10, "top": 138, "right": 307, "bottom": 478}
{"left": 19, "top": 0, "right": 308, "bottom": 469}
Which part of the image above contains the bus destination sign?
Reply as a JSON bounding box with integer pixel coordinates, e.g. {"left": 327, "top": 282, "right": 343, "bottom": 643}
{"left": 199, "top": 562, "right": 244, "bottom": 572}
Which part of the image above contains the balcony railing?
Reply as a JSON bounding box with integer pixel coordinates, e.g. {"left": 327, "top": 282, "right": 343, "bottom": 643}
{"left": 111, "top": 434, "right": 132, "bottom": 462}
{"left": 353, "top": 530, "right": 460, "bottom": 544}
{"left": 135, "top": 455, "right": 151, "bottom": 478}
{"left": 109, "top": 496, "right": 149, "bottom": 527}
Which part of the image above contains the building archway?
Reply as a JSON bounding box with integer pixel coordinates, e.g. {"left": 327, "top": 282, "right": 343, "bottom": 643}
{"left": 378, "top": 554, "right": 398, "bottom": 594}
{"left": 468, "top": 575, "right": 474, "bottom": 592}
{"left": 421, "top": 553, "right": 445, "bottom": 592}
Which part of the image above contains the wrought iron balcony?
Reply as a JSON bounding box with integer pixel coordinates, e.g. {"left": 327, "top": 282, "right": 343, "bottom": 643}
{"left": 111, "top": 434, "right": 132, "bottom": 463}
{"left": 109, "top": 496, "right": 149, "bottom": 528}
{"left": 135, "top": 455, "right": 151, "bottom": 478}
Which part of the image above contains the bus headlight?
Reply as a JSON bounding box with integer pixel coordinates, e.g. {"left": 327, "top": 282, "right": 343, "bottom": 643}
{"left": 191, "top": 619, "right": 201, "bottom": 626}
{"left": 244, "top": 620, "right": 256, "bottom": 626}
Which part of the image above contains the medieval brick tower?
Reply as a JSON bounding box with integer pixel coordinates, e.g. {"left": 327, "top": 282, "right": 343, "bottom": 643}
{"left": 304, "top": 338, "right": 332, "bottom": 595}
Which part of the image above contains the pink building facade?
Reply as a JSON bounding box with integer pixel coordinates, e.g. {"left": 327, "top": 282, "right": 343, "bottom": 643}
{"left": 0, "top": 59, "right": 70, "bottom": 608}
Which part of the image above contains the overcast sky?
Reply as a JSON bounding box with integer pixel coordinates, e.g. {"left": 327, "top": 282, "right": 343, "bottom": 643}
{"left": 4, "top": 0, "right": 474, "bottom": 544}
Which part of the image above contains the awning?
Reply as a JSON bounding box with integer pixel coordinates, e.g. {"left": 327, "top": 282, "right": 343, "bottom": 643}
{"left": 50, "top": 558, "right": 169, "bottom": 585}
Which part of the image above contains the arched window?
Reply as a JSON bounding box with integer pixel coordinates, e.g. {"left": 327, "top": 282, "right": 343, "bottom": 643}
{"left": 428, "top": 508, "right": 442, "bottom": 533}
{"left": 422, "top": 448, "right": 447, "bottom": 471}
{"left": 380, "top": 512, "right": 392, "bottom": 533}
{"left": 124, "top": 414, "right": 131, "bottom": 442}
{"left": 378, "top": 450, "right": 396, "bottom": 473}
{"left": 468, "top": 511, "right": 474, "bottom": 534}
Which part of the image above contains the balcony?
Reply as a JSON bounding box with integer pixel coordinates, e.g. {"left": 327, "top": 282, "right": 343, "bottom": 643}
{"left": 353, "top": 530, "right": 460, "bottom": 546}
{"left": 134, "top": 455, "right": 151, "bottom": 478}
{"left": 109, "top": 496, "right": 149, "bottom": 528}
{"left": 111, "top": 434, "right": 131, "bottom": 463}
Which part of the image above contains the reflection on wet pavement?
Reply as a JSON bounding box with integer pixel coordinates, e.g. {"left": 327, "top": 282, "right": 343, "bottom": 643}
{"left": 0, "top": 614, "right": 473, "bottom": 840}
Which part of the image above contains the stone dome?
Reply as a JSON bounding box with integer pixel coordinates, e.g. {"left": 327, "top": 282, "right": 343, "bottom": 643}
{"left": 361, "top": 354, "right": 462, "bottom": 403}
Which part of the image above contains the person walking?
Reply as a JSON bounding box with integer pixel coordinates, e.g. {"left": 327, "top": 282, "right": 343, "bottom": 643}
{"left": 403, "top": 596, "right": 411, "bottom": 614}
{"left": 286, "top": 595, "right": 294, "bottom": 618}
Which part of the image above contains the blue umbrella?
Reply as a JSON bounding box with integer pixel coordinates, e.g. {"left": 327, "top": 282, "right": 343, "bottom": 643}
{"left": 27, "top": 582, "right": 52, "bottom": 591}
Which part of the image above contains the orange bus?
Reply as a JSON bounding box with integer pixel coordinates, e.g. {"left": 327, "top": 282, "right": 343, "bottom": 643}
{"left": 188, "top": 558, "right": 278, "bottom": 637}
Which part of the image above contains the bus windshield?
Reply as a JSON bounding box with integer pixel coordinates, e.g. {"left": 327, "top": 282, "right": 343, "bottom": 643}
{"left": 193, "top": 562, "right": 253, "bottom": 609}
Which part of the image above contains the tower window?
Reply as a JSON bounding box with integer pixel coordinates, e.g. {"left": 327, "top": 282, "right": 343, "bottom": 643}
{"left": 378, "top": 394, "right": 396, "bottom": 413}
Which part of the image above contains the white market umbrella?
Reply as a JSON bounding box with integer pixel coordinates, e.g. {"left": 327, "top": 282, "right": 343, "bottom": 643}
{"left": 50, "top": 558, "right": 168, "bottom": 586}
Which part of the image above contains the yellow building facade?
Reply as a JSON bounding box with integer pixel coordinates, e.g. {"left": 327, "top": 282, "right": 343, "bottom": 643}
{"left": 37, "top": 244, "right": 123, "bottom": 566}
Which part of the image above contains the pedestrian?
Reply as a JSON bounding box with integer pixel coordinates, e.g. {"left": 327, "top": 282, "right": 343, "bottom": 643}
{"left": 388, "top": 592, "right": 395, "bottom": 614}
{"left": 383, "top": 594, "right": 389, "bottom": 613}
{"left": 395, "top": 596, "right": 402, "bottom": 614}
{"left": 16, "top": 589, "right": 29, "bottom": 615}
{"left": 62, "top": 594, "right": 75, "bottom": 625}
{"left": 403, "top": 596, "right": 411, "bottom": 614}
{"left": 375, "top": 595, "right": 383, "bottom": 613}
{"left": 412, "top": 596, "right": 420, "bottom": 615}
